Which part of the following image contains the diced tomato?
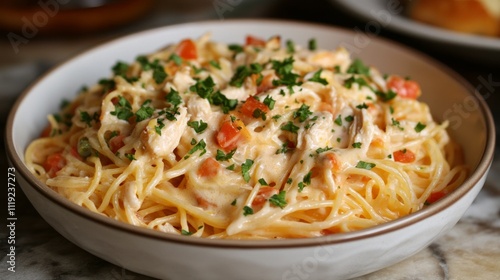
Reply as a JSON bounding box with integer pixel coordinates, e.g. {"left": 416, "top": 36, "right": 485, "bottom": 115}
{"left": 324, "top": 153, "right": 341, "bottom": 172}
{"left": 108, "top": 134, "right": 125, "bottom": 153}
{"left": 245, "top": 35, "right": 266, "bottom": 47}
{"left": 393, "top": 149, "right": 416, "bottom": 163}
{"left": 43, "top": 152, "right": 65, "bottom": 177}
{"left": 40, "top": 124, "right": 52, "bottom": 138}
{"left": 426, "top": 190, "right": 448, "bottom": 204}
{"left": 216, "top": 120, "right": 242, "bottom": 151}
{"left": 175, "top": 39, "right": 197, "bottom": 60}
{"left": 197, "top": 157, "right": 220, "bottom": 177}
{"left": 240, "top": 96, "right": 269, "bottom": 118}
{"left": 387, "top": 76, "right": 421, "bottom": 99}
{"left": 252, "top": 186, "right": 278, "bottom": 208}
{"left": 256, "top": 74, "right": 276, "bottom": 94}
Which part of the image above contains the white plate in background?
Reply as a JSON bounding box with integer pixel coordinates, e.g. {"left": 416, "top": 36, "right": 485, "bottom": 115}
{"left": 334, "top": 0, "right": 500, "bottom": 63}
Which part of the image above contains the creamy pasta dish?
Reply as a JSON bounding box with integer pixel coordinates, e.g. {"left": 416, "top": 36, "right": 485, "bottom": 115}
{"left": 26, "top": 34, "right": 468, "bottom": 239}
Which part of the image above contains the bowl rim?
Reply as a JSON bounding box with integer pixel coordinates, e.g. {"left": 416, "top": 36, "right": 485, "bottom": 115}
{"left": 5, "top": 18, "right": 496, "bottom": 249}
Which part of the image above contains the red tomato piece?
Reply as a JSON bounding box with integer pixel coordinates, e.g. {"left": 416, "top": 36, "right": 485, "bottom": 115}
{"left": 43, "top": 153, "right": 65, "bottom": 177}
{"left": 240, "top": 96, "right": 269, "bottom": 118}
{"left": 198, "top": 157, "right": 220, "bottom": 177}
{"left": 387, "top": 76, "right": 421, "bottom": 99}
{"left": 245, "top": 35, "right": 266, "bottom": 47}
{"left": 216, "top": 120, "right": 242, "bottom": 151}
{"left": 252, "top": 186, "right": 278, "bottom": 208}
{"left": 393, "top": 149, "right": 416, "bottom": 163}
{"left": 175, "top": 39, "right": 197, "bottom": 60}
{"left": 108, "top": 134, "right": 125, "bottom": 153}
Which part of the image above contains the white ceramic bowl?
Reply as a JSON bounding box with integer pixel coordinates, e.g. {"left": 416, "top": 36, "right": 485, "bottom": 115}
{"left": 5, "top": 20, "right": 495, "bottom": 280}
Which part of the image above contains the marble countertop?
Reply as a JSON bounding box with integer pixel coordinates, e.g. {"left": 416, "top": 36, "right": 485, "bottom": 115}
{"left": 1, "top": 0, "right": 499, "bottom": 279}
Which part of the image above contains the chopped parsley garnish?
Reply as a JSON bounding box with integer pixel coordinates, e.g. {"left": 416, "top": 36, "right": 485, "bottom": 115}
{"left": 344, "top": 76, "right": 370, "bottom": 89}
{"left": 315, "top": 146, "right": 332, "bottom": 154}
{"left": 263, "top": 95, "right": 275, "bottom": 110}
{"left": 188, "top": 120, "right": 208, "bottom": 133}
{"left": 111, "top": 96, "right": 133, "bottom": 121}
{"left": 228, "top": 44, "right": 243, "bottom": 53}
{"left": 112, "top": 61, "right": 129, "bottom": 77}
{"left": 253, "top": 108, "right": 267, "bottom": 120}
{"left": 293, "top": 104, "right": 313, "bottom": 122}
{"left": 334, "top": 65, "right": 341, "bottom": 73}
{"left": 346, "top": 59, "right": 370, "bottom": 75}
{"left": 344, "top": 115, "right": 354, "bottom": 122}
{"left": 168, "top": 54, "right": 182, "bottom": 66}
{"left": 184, "top": 139, "right": 207, "bottom": 159}
{"left": 243, "top": 206, "right": 254, "bottom": 216}
{"left": 375, "top": 89, "right": 397, "bottom": 102}
{"left": 226, "top": 164, "right": 235, "bottom": 170}
{"left": 286, "top": 40, "right": 295, "bottom": 54}
{"left": 276, "top": 141, "right": 293, "bottom": 154}
{"left": 356, "top": 103, "right": 369, "bottom": 109}
{"left": 155, "top": 118, "right": 165, "bottom": 135}
{"left": 298, "top": 171, "right": 312, "bottom": 192}
{"left": 231, "top": 199, "right": 237, "bottom": 206}
{"left": 137, "top": 57, "right": 167, "bottom": 84}
{"left": 165, "top": 87, "right": 182, "bottom": 107}
{"left": 181, "top": 229, "right": 193, "bottom": 236}
{"left": 391, "top": 118, "right": 404, "bottom": 130}
{"left": 209, "top": 60, "right": 222, "bottom": 70}
{"left": 125, "top": 153, "right": 136, "bottom": 161}
{"left": 191, "top": 76, "right": 237, "bottom": 113}
{"left": 414, "top": 122, "right": 426, "bottom": 132}
{"left": 356, "top": 161, "right": 376, "bottom": 170}
{"left": 135, "top": 99, "right": 154, "bottom": 122}
{"left": 258, "top": 178, "right": 268, "bottom": 186}
{"left": 241, "top": 159, "right": 254, "bottom": 183}
{"left": 308, "top": 38, "right": 317, "bottom": 50}
{"left": 80, "top": 111, "right": 98, "bottom": 127}
{"left": 308, "top": 69, "right": 328, "bottom": 85}
{"left": 281, "top": 121, "right": 300, "bottom": 134}
{"left": 98, "top": 78, "right": 116, "bottom": 93}
{"left": 216, "top": 149, "right": 236, "bottom": 161}
{"left": 271, "top": 56, "right": 301, "bottom": 88}
{"left": 334, "top": 115, "right": 343, "bottom": 126}
{"left": 269, "top": 190, "right": 287, "bottom": 209}
{"left": 352, "top": 142, "right": 362, "bottom": 148}
{"left": 229, "top": 63, "right": 263, "bottom": 87}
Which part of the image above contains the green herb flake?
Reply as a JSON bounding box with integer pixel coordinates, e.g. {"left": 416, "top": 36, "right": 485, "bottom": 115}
{"left": 184, "top": 139, "right": 207, "bottom": 159}
{"left": 168, "top": 54, "right": 182, "bottom": 66}
{"left": 356, "top": 161, "right": 376, "bottom": 170}
{"left": 216, "top": 149, "right": 236, "bottom": 161}
{"left": 346, "top": 59, "right": 370, "bottom": 76}
{"left": 414, "top": 122, "right": 426, "bottom": 132}
{"left": 135, "top": 99, "right": 154, "bottom": 122}
{"left": 243, "top": 205, "right": 254, "bottom": 216}
{"left": 188, "top": 120, "right": 208, "bottom": 134}
{"left": 281, "top": 121, "right": 300, "bottom": 134}
{"left": 286, "top": 40, "right": 295, "bottom": 54}
{"left": 209, "top": 60, "right": 222, "bottom": 70}
{"left": 258, "top": 178, "right": 268, "bottom": 186}
{"left": 111, "top": 96, "right": 133, "bottom": 121}
{"left": 308, "top": 69, "right": 328, "bottom": 85}
{"left": 334, "top": 115, "right": 343, "bottom": 126}
{"left": 241, "top": 159, "right": 254, "bottom": 183}
{"left": 269, "top": 190, "right": 287, "bottom": 209}
{"left": 293, "top": 104, "right": 313, "bottom": 122}
{"left": 308, "top": 38, "right": 317, "bottom": 51}
{"left": 352, "top": 142, "right": 362, "bottom": 148}
{"left": 181, "top": 229, "right": 193, "bottom": 236}
{"left": 125, "top": 153, "right": 136, "bottom": 161}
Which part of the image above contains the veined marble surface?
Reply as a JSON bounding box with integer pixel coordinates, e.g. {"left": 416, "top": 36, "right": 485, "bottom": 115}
{"left": 1, "top": 155, "right": 499, "bottom": 280}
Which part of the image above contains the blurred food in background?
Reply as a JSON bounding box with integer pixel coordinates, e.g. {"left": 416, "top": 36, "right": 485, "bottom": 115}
{"left": 403, "top": 0, "right": 500, "bottom": 37}
{"left": 0, "top": 0, "right": 155, "bottom": 36}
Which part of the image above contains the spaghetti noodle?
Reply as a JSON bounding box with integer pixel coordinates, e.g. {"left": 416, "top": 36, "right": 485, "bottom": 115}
{"left": 25, "top": 34, "right": 467, "bottom": 239}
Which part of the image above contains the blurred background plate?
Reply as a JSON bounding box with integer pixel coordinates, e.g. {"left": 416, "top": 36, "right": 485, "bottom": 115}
{"left": 334, "top": 0, "right": 500, "bottom": 64}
